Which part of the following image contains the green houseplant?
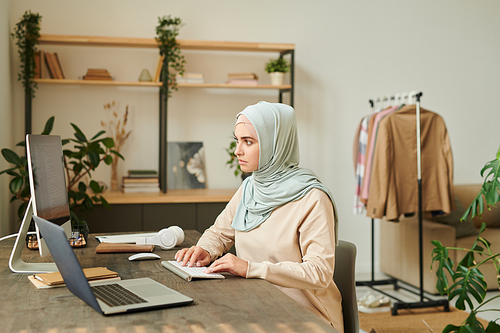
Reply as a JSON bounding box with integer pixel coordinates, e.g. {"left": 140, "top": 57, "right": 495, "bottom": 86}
{"left": 12, "top": 10, "right": 42, "bottom": 99}
{"left": 0, "top": 117, "right": 122, "bottom": 224}
{"left": 265, "top": 57, "right": 290, "bottom": 86}
{"left": 155, "top": 15, "right": 185, "bottom": 98}
{"left": 431, "top": 144, "right": 500, "bottom": 332}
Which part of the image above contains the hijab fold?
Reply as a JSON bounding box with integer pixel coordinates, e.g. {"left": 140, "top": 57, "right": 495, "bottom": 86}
{"left": 231, "top": 101, "right": 339, "bottom": 244}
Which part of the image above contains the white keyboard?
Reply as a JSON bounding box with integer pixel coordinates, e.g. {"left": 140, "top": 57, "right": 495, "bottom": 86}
{"left": 167, "top": 260, "right": 224, "bottom": 279}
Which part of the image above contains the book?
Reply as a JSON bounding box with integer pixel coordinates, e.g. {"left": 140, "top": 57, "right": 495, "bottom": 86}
{"left": 33, "top": 267, "right": 118, "bottom": 286}
{"left": 44, "top": 53, "right": 57, "bottom": 79}
{"left": 123, "top": 177, "right": 159, "bottom": 184}
{"left": 33, "top": 50, "right": 44, "bottom": 79}
{"left": 227, "top": 73, "right": 258, "bottom": 80}
{"left": 123, "top": 183, "right": 160, "bottom": 188}
{"left": 153, "top": 55, "right": 165, "bottom": 82}
{"left": 53, "top": 53, "right": 65, "bottom": 79}
{"left": 161, "top": 260, "right": 225, "bottom": 282}
{"left": 226, "top": 79, "right": 258, "bottom": 85}
{"left": 83, "top": 68, "right": 112, "bottom": 80}
{"left": 175, "top": 73, "right": 204, "bottom": 84}
{"left": 128, "top": 170, "right": 158, "bottom": 178}
{"left": 95, "top": 243, "right": 154, "bottom": 253}
{"left": 122, "top": 186, "right": 160, "bottom": 194}
{"left": 28, "top": 275, "right": 121, "bottom": 289}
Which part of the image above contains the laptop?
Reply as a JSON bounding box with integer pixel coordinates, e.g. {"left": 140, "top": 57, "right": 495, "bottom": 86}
{"left": 33, "top": 215, "right": 193, "bottom": 315}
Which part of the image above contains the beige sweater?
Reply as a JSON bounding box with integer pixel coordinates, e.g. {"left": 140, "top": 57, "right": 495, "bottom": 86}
{"left": 197, "top": 186, "right": 344, "bottom": 332}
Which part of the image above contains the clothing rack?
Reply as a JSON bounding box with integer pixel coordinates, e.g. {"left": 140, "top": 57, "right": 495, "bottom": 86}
{"left": 356, "top": 92, "right": 450, "bottom": 315}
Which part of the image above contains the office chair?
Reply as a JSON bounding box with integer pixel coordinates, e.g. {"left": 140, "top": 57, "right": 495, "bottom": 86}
{"left": 334, "top": 240, "right": 359, "bottom": 333}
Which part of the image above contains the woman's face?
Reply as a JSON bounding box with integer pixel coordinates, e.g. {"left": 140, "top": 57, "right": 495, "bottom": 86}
{"left": 234, "top": 123, "right": 259, "bottom": 173}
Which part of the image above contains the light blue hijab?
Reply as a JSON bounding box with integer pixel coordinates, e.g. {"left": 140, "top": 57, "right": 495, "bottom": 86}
{"left": 231, "top": 101, "right": 339, "bottom": 244}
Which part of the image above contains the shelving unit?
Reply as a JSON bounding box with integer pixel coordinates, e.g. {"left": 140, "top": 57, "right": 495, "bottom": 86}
{"left": 25, "top": 34, "right": 295, "bottom": 195}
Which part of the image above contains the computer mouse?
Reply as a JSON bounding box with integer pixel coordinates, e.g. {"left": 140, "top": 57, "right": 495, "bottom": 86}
{"left": 128, "top": 253, "right": 161, "bottom": 261}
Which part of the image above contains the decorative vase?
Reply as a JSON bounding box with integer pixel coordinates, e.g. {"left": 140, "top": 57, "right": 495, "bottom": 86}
{"left": 139, "top": 69, "right": 153, "bottom": 82}
{"left": 270, "top": 72, "right": 285, "bottom": 86}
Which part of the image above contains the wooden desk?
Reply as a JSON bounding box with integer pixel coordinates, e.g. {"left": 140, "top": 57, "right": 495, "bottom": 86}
{"left": 0, "top": 230, "right": 336, "bottom": 332}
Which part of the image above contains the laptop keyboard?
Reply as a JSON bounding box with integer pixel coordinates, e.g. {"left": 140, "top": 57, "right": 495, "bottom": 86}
{"left": 91, "top": 283, "right": 148, "bottom": 307}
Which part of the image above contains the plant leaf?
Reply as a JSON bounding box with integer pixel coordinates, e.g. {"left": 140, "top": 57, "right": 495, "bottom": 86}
{"left": 90, "top": 130, "right": 106, "bottom": 141}
{"left": 41, "top": 116, "right": 55, "bottom": 135}
{"left": 100, "top": 196, "right": 111, "bottom": 210}
{"left": 448, "top": 266, "right": 487, "bottom": 311}
{"left": 101, "top": 137, "right": 115, "bottom": 148}
{"left": 9, "top": 176, "right": 24, "bottom": 194}
{"left": 431, "top": 240, "right": 455, "bottom": 295}
{"left": 2, "top": 149, "right": 22, "bottom": 165}
{"left": 78, "top": 181, "right": 86, "bottom": 193}
{"left": 71, "top": 123, "right": 87, "bottom": 142}
{"left": 485, "top": 321, "right": 500, "bottom": 333}
{"left": 88, "top": 150, "right": 100, "bottom": 168}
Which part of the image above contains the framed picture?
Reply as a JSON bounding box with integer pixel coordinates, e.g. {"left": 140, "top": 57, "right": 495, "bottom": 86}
{"left": 167, "top": 142, "right": 206, "bottom": 189}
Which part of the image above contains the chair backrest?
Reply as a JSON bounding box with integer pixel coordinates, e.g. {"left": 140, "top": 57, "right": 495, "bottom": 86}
{"left": 334, "top": 240, "right": 359, "bottom": 333}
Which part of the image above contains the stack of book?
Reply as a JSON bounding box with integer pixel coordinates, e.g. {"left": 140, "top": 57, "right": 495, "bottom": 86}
{"left": 83, "top": 68, "right": 113, "bottom": 81}
{"left": 175, "top": 72, "right": 204, "bottom": 84}
{"left": 44, "top": 52, "right": 65, "bottom": 79}
{"left": 28, "top": 267, "right": 120, "bottom": 289}
{"left": 122, "top": 170, "right": 160, "bottom": 193}
{"left": 226, "top": 73, "right": 258, "bottom": 85}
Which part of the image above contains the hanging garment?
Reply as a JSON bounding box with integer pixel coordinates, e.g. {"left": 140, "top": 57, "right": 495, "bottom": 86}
{"left": 352, "top": 114, "right": 371, "bottom": 214}
{"left": 365, "top": 105, "right": 455, "bottom": 220}
{"left": 360, "top": 105, "right": 399, "bottom": 203}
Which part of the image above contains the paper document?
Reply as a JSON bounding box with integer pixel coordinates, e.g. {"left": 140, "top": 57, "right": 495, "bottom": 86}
{"left": 95, "top": 233, "right": 157, "bottom": 244}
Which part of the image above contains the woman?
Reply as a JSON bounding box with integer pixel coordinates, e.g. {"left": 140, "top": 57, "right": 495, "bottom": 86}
{"left": 175, "top": 101, "right": 343, "bottom": 332}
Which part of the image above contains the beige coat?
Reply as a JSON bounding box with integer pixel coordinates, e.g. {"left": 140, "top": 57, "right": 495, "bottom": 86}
{"left": 366, "top": 105, "right": 455, "bottom": 220}
{"left": 197, "top": 187, "right": 343, "bottom": 332}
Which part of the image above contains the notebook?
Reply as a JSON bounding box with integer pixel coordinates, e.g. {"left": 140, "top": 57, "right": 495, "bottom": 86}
{"left": 33, "top": 216, "right": 193, "bottom": 315}
{"left": 162, "top": 260, "right": 225, "bottom": 282}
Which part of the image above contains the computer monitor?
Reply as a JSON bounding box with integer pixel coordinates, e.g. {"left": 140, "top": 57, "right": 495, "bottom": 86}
{"left": 9, "top": 134, "right": 72, "bottom": 273}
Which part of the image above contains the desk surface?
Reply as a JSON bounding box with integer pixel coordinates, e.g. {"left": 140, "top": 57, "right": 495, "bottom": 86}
{"left": 0, "top": 230, "right": 336, "bottom": 332}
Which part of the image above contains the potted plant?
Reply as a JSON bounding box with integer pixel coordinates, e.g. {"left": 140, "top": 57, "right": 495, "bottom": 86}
{"left": 155, "top": 15, "right": 185, "bottom": 98}
{"left": 0, "top": 117, "right": 123, "bottom": 245}
{"left": 11, "top": 10, "right": 42, "bottom": 99}
{"left": 265, "top": 57, "right": 290, "bottom": 86}
{"left": 431, "top": 144, "right": 500, "bottom": 332}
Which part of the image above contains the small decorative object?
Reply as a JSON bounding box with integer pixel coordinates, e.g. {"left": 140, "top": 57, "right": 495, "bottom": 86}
{"left": 225, "top": 139, "right": 251, "bottom": 180}
{"left": 167, "top": 142, "right": 205, "bottom": 189}
{"left": 70, "top": 220, "right": 89, "bottom": 247}
{"left": 101, "top": 101, "right": 131, "bottom": 191}
{"left": 155, "top": 15, "right": 185, "bottom": 97}
{"left": 12, "top": 10, "right": 42, "bottom": 98}
{"left": 138, "top": 69, "right": 153, "bottom": 82}
{"left": 265, "top": 57, "right": 290, "bottom": 86}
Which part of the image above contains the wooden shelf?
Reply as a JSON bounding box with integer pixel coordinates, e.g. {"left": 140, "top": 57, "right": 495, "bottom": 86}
{"left": 33, "top": 79, "right": 291, "bottom": 90}
{"left": 33, "top": 79, "right": 161, "bottom": 87}
{"left": 100, "top": 188, "right": 236, "bottom": 204}
{"left": 39, "top": 34, "right": 295, "bottom": 52}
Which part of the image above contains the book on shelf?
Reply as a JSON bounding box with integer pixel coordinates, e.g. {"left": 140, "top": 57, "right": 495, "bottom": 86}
{"left": 226, "top": 79, "right": 258, "bottom": 85}
{"left": 122, "top": 186, "right": 160, "bottom": 194}
{"left": 123, "top": 177, "right": 159, "bottom": 184}
{"left": 153, "top": 55, "right": 165, "bottom": 82}
{"left": 33, "top": 50, "right": 44, "bottom": 79}
{"left": 44, "top": 52, "right": 65, "bottom": 79}
{"left": 175, "top": 73, "right": 204, "bottom": 84}
{"left": 227, "top": 72, "right": 258, "bottom": 80}
{"left": 83, "top": 68, "right": 113, "bottom": 81}
{"left": 128, "top": 170, "right": 158, "bottom": 178}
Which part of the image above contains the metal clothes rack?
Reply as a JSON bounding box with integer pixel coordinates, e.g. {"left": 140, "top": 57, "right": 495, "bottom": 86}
{"left": 357, "top": 92, "right": 450, "bottom": 315}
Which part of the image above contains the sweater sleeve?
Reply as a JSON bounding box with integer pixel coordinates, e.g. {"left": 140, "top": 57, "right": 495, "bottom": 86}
{"left": 196, "top": 186, "right": 241, "bottom": 261}
{"left": 246, "top": 190, "right": 336, "bottom": 290}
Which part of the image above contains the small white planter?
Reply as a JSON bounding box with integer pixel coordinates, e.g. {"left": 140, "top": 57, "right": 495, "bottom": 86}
{"left": 270, "top": 72, "right": 285, "bottom": 86}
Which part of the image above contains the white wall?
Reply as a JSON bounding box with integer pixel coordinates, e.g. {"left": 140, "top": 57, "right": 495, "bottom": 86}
{"left": 6, "top": 0, "right": 500, "bottom": 273}
{"left": 0, "top": 0, "right": 12, "bottom": 237}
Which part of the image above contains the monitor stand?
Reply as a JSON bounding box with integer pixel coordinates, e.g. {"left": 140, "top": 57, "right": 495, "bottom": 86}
{"left": 9, "top": 199, "right": 58, "bottom": 274}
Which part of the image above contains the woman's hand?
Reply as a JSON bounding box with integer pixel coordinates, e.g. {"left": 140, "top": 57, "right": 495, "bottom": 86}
{"left": 175, "top": 246, "right": 211, "bottom": 267}
{"left": 204, "top": 253, "right": 248, "bottom": 278}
